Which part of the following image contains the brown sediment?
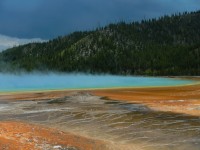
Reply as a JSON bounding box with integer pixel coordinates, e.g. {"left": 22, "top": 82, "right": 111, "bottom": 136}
{"left": 0, "top": 90, "right": 73, "bottom": 101}
{"left": 91, "top": 84, "right": 200, "bottom": 116}
{"left": 1, "top": 83, "right": 200, "bottom": 116}
{"left": 0, "top": 121, "right": 108, "bottom": 150}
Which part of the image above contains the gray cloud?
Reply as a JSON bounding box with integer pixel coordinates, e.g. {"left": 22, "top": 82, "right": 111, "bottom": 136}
{"left": 0, "top": 34, "right": 46, "bottom": 52}
{"left": 0, "top": 0, "right": 199, "bottom": 39}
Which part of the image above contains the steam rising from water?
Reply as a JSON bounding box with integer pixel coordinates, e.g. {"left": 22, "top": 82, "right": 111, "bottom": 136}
{"left": 0, "top": 73, "right": 194, "bottom": 92}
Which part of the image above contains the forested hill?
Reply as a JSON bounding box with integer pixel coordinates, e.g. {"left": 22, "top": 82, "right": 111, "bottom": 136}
{"left": 0, "top": 11, "right": 200, "bottom": 75}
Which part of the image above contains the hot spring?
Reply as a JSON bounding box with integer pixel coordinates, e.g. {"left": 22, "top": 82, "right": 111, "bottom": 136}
{"left": 0, "top": 73, "right": 195, "bottom": 92}
{"left": 0, "top": 73, "right": 199, "bottom": 149}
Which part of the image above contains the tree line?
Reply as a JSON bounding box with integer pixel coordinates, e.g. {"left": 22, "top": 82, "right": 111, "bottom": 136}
{"left": 0, "top": 10, "right": 200, "bottom": 75}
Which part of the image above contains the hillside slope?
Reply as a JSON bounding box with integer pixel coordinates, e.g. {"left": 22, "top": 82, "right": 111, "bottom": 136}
{"left": 0, "top": 11, "right": 200, "bottom": 75}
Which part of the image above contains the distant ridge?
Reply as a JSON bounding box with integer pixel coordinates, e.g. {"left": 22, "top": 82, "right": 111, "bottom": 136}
{"left": 0, "top": 10, "right": 200, "bottom": 75}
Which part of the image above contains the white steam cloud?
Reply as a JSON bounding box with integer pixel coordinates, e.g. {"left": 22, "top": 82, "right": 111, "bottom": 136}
{"left": 0, "top": 34, "right": 46, "bottom": 52}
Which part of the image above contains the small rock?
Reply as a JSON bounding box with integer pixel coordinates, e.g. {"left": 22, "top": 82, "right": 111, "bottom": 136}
{"left": 53, "top": 145, "right": 62, "bottom": 149}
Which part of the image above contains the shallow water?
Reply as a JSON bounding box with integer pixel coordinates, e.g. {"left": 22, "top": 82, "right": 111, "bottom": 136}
{"left": 0, "top": 73, "right": 195, "bottom": 92}
{"left": 0, "top": 92, "right": 199, "bottom": 150}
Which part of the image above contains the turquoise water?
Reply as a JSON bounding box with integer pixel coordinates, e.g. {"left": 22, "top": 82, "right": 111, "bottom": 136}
{"left": 0, "top": 73, "right": 195, "bottom": 92}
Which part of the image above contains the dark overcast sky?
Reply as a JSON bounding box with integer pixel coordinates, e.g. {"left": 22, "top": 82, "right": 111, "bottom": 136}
{"left": 0, "top": 0, "right": 200, "bottom": 39}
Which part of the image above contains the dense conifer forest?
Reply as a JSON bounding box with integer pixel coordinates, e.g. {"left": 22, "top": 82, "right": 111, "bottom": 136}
{"left": 0, "top": 11, "right": 200, "bottom": 75}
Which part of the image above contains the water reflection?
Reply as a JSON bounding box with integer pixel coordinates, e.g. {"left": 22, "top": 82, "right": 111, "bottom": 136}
{"left": 0, "top": 92, "right": 200, "bottom": 150}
